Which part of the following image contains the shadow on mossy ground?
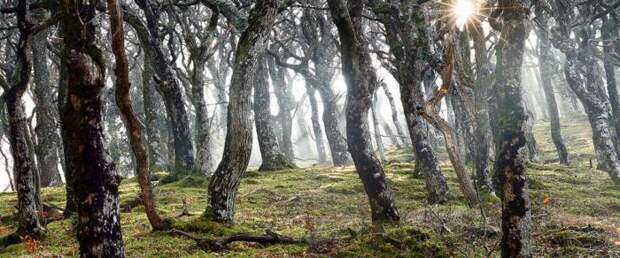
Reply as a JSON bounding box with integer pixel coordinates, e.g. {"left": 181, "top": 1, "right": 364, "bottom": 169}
{"left": 0, "top": 117, "right": 618, "bottom": 257}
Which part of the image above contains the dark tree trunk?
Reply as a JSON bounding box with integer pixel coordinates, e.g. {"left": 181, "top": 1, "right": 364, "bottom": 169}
{"left": 268, "top": 57, "right": 295, "bottom": 161}
{"left": 207, "top": 0, "right": 278, "bottom": 223}
{"left": 368, "top": 2, "right": 449, "bottom": 204}
{"left": 108, "top": 0, "right": 166, "bottom": 231}
{"left": 32, "top": 8, "right": 63, "bottom": 187}
{"left": 328, "top": 0, "right": 400, "bottom": 223}
{"left": 5, "top": 0, "right": 45, "bottom": 238}
{"left": 60, "top": 1, "right": 125, "bottom": 256}
{"left": 254, "top": 56, "right": 296, "bottom": 171}
{"left": 535, "top": 6, "right": 570, "bottom": 165}
{"left": 134, "top": 0, "right": 195, "bottom": 172}
{"left": 306, "top": 85, "right": 328, "bottom": 164}
{"left": 489, "top": 2, "right": 532, "bottom": 256}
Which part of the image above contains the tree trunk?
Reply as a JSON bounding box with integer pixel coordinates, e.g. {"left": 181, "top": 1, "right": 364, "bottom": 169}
{"left": 32, "top": 8, "right": 63, "bottom": 187}
{"left": 191, "top": 62, "right": 214, "bottom": 174}
{"left": 380, "top": 83, "right": 407, "bottom": 148}
{"left": 535, "top": 8, "right": 570, "bottom": 165}
{"left": 268, "top": 57, "right": 296, "bottom": 161}
{"left": 134, "top": 0, "right": 195, "bottom": 172}
{"left": 328, "top": 0, "right": 400, "bottom": 223}
{"left": 306, "top": 85, "right": 328, "bottom": 164}
{"left": 254, "top": 56, "right": 296, "bottom": 171}
{"left": 60, "top": 1, "right": 125, "bottom": 256}
{"left": 108, "top": 0, "right": 166, "bottom": 231}
{"left": 490, "top": 3, "right": 532, "bottom": 256}
{"left": 5, "top": 0, "right": 45, "bottom": 238}
{"left": 315, "top": 84, "right": 352, "bottom": 166}
{"left": 368, "top": 2, "right": 449, "bottom": 204}
{"left": 602, "top": 15, "right": 620, "bottom": 151}
{"left": 142, "top": 55, "right": 166, "bottom": 168}
{"left": 207, "top": 0, "right": 278, "bottom": 224}
{"left": 371, "top": 92, "right": 386, "bottom": 161}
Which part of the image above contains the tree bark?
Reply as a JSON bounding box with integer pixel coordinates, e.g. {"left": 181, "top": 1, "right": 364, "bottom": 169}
{"left": 490, "top": 2, "right": 532, "bottom": 256}
{"left": 5, "top": 0, "right": 45, "bottom": 239}
{"left": 207, "top": 0, "right": 279, "bottom": 223}
{"left": 60, "top": 1, "right": 125, "bottom": 256}
{"left": 32, "top": 8, "right": 62, "bottom": 187}
{"left": 142, "top": 55, "right": 166, "bottom": 168}
{"left": 535, "top": 6, "right": 570, "bottom": 165}
{"left": 107, "top": 0, "right": 166, "bottom": 231}
{"left": 328, "top": 0, "right": 400, "bottom": 223}
{"left": 254, "top": 56, "right": 296, "bottom": 171}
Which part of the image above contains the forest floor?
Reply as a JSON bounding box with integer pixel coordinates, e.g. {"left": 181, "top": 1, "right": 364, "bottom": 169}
{"left": 0, "top": 115, "right": 619, "bottom": 257}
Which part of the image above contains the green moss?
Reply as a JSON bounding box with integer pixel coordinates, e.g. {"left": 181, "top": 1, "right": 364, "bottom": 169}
{"left": 336, "top": 227, "right": 449, "bottom": 258}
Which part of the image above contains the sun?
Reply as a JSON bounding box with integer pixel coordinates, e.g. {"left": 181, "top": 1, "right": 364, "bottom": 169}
{"left": 452, "top": 0, "right": 476, "bottom": 28}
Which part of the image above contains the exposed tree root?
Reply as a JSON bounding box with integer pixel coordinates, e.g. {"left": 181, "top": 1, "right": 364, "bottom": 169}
{"left": 169, "top": 228, "right": 304, "bottom": 252}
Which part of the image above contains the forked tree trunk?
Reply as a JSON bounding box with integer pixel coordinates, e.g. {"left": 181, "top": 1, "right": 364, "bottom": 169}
{"left": 5, "top": 0, "right": 45, "bottom": 239}
{"left": 60, "top": 1, "right": 125, "bottom": 256}
{"left": 108, "top": 0, "right": 166, "bottom": 231}
{"left": 207, "top": 0, "right": 279, "bottom": 223}
{"left": 490, "top": 3, "right": 532, "bottom": 256}
{"left": 328, "top": 0, "right": 400, "bottom": 223}
{"left": 368, "top": 2, "right": 449, "bottom": 204}
{"left": 254, "top": 56, "right": 296, "bottom": 171}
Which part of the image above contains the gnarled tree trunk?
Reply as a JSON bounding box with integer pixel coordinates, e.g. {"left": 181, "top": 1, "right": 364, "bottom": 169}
{"left": 207, "top": 0, "right": 279, "bottom": 223}
{"left": 328, "top": 0, "right": 400, "bottom": 223}
{"left": 60, "top": 1, "right": 125, "bottom": 256}
{"left": 108, "top": 0, "right": 166, "bottom": 231}
{"left": 490, "top": 2, "right": 532, "bottom": 256}
{"left": 5, "top": 0, "right": 45, "bottom": 239}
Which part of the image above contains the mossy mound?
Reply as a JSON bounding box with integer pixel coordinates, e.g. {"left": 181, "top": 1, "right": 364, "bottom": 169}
{"left": 336, "top": 227, "right": 449, "bottom": 258}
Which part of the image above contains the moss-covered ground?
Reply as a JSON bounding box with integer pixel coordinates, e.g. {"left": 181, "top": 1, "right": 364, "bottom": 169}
{"left": 0, "top": 116, "right": 618, "bottom": 257}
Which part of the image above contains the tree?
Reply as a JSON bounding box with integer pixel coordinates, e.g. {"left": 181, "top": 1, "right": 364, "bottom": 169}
{"left": 368, "top": 1, "right": 449, "bottom": 203}
{"left": 489, "top": 1, "right": 532, "bottom": 256}
{"left": 207, "top": 0, "right": 279, "bottom": 223}
{"left": 534, "top": 4, "right": 570, "bottom": 165}
{"left": 3, "top": 0, "right": 45, "bottom": 242}
{"left": 133, "top": 0, "right": 196, "bottom": 172}
{"left": 254, "top": 56, "right": 297, "bottom": 171}
{"left": 60, "top": 0, "right": 125, "bottom": 255}
{"left": 32, "top": 7, "right": 63, "bottom": 187}
{"left": 328, "top": 0, "right": 400, "bottom": 223}
{"left": 108, "top": 0, "right": 167, "bottom": 231}
{"left": 549, "top": 0, "right": 620, "bottom": 184}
